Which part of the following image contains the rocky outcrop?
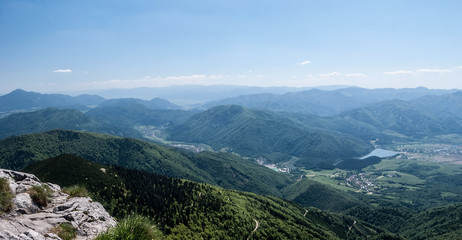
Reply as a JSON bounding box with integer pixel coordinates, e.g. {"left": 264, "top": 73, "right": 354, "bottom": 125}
{"left": 0, "top": 169, "right": 116, "bottom": 240}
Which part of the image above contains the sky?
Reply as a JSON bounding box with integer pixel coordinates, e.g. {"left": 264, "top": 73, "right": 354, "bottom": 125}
{"left": 1, "top": 0, "right": 462, "bottom": 94}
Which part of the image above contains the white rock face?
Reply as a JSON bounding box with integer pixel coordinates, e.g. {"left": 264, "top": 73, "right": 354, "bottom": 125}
{"left": 0, "top": 169, "right": 116, "bottom": 240}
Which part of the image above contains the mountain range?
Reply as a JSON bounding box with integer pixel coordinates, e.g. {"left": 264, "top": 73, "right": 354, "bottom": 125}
{"left": 2, "top": 88, "right": 462, "bottom": 167}
{"left": 167, "top": 105, "right": 372, "bottom": 168}
{"left": 0, "top": 89, "right": 105, "bottom": 112}
{"left": 204, "top": 87, "right": 457, "bottom": 116}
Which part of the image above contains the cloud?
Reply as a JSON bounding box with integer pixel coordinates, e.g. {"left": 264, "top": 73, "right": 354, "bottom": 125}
{"left": 345, "top": 73, "right": 367, "bottom": 77}
{"left": 383, "top": 70, "right": 414, "bottom": 75}
{"left": 53, "top": 69, "right": 72, "bottom": 73}
{"left": 164, "top": 74, "right": 207, "bottom": 80}
{"left": 416, "top": 68, "right": 452, "bottom": 73}
{"left": 384, "top": 68, "right": 452, "bottom": 76}
{"left": 319, "top": 72, "right": 341, "bottom": 78}
{"left": 298, "top": 60, "right": 312, "bottom": 65}
{"left": 456, "top": 66, "right": 462, "bottom": 69}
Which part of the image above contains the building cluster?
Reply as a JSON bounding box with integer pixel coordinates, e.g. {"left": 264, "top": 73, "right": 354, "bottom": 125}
{"left": 345, "top": 173, "right": 375, "bottom": 192}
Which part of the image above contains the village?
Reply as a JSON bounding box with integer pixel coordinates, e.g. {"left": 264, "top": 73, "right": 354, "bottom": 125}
{"left": 345, "top": 173, "right": 376, "bottom": 193}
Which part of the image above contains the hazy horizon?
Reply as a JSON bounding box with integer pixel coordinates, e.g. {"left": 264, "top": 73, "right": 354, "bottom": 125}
{"left": 3, "top": 84, "right": 460, "bottom": 97}
{"left": 2, "top": 1, "right": 462, "bottom": 92}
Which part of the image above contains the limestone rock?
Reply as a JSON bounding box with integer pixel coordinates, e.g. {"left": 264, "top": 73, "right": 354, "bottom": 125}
{"left": 0, "top": 168, "right": 116, "bottom": 240}
{"left": 13, "top": 193, "right": 39, "bottom": 214}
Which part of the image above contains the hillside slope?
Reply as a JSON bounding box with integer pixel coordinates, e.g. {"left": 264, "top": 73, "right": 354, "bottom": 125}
{"left": 25, "top": 154, "right": 388, "bottom": 240}
{"left": 85, "top": 103, "right": 196, "bottom": 127}
{"left": 0, "top": 130, "right": 291, "bottom": 197}
{"left": 339, "top": 99, "right": 462, "bottom": 141}
{"left": 0, "top": 108, "right": 142, "bottom": 139}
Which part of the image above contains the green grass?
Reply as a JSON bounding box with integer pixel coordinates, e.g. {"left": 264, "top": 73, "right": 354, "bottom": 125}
{"left": 28, "top": 185, "right": 49, "bottom": 207}
{"left": 300, "top": 169, "right": 359, "bottom": 192}
{"left": 95, "top": 215, "right": 163, "bottom": 240}
{"left": 63, "top": 185, "right": 89, "bottom": 198}
{"left": 0, "top": 178, "right": 13, "bottom": 213}
{"left": 50, "top": 222, "right": 77, "bottom": 240}
{"left": 376, "top": 171, "right": 425, "bottom": 185}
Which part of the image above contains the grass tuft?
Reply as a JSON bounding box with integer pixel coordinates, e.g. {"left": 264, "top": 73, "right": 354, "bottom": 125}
{"left": 49, "top": 222, "right": 77, "bottom": 240}
{"left": 95, "top": 215, "right": 163, "bottom": 240}
{"left": 29, "top": 185, "right": 49, "bottom": 207}
{"left": 63, "top": 185, "right": 89, "bottom": 198}
{"left": 0, "top": 178, "right": 13, "bottom": 213}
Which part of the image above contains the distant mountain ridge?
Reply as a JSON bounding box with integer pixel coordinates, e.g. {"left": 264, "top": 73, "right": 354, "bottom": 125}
{"left": 98, "top": 97, "right": 180, "bottom": 110}
{"left": 0, "top": 89, "right": 105, "bottom": 112}
{"left": 0, "top": 89, "right": 181, "bottom": 114}
{"left": 204, "top": 87, "right": 457, "bottom": 116}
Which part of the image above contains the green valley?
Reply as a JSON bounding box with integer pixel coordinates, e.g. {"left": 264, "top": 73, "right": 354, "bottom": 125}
{"left": 23, "top": 154, "right": 389, "bottom": 240}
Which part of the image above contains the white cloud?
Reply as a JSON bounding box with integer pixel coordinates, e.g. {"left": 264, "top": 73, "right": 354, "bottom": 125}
{"left": 383, "top": 70, "right": 414, "bottom": 75}
{"left": 319, "top": 72, "right": 341, "bottom": 78}
{"left": 345, "top": 73, "right": 367, "bottom": 77}
{"left": 416, "top": 68, "right": 452, "bottom": 73}
{"left": 53, "top": 69, "right": 72, "bottom": 73}
{"left": 298, "top": 60, "right": 312, "bottom": 65}
{"left": 164, "top": 74, "right": 208, "bottom": 80}
{"left": 456, "top": 66, "right": 462, "bottom": 69}
{"left": 384, "top": 68, "right": 453, "bottom": 76}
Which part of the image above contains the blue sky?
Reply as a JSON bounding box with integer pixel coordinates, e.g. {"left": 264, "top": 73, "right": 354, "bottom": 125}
{"left": 1, "top": 0, "right": 462, "bottom": 93}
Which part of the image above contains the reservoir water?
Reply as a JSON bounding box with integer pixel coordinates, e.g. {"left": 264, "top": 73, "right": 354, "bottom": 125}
{"left": 360, "top": 148, "right": 399, "bottom": 159}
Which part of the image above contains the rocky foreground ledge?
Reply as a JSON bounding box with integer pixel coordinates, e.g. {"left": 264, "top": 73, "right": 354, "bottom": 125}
{"left": 0, "top": 169, "right": 116, "bottom": 240}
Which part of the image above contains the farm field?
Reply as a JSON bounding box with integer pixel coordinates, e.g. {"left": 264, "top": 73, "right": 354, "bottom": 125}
{"left": 299, "top": 143, "right": 462, "bottom": 209}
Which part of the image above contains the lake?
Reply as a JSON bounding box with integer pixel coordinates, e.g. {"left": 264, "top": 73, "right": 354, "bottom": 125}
{"left": 360, "top": 148, "right": 399, "bottom": 159}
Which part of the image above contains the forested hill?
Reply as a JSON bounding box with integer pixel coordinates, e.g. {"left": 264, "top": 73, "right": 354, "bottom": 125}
{"left": 24, "top": 154, "right": 391, "bottom": 240}
{"left": 0, "top": 129, "right": 291, "bottom": 197}
{"left": 0, "top": 108, "right": 142, "bottom": 139}
{"left": 167, "top": 105, "right": 372, "bottom": 168}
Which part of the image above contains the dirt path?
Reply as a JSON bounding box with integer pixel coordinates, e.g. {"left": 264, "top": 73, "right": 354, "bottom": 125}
{"left": 346, "top": 220, "right": 356, "bottom": 236}
{"left": 247, "top": 219, "right": 259, "bottom": 240}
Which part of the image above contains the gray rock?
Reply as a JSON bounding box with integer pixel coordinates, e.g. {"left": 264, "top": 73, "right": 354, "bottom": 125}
{"left": 44, "top": 233, "right": 61, "bottom": 240}
{"left": 20, "top": 229, "right": 46, "bottom": 240}
{"left": 13, "top": 193, "right": 39, "bottom": 214}
{"left": 0, "top": 168, "right": 116, "bottom": 240}
{"left": 0, "top": 230, "right": 20, "bottom": 240}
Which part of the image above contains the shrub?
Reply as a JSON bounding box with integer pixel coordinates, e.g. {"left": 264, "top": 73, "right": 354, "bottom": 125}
{"left": 0, "top": 178, "right": 13, "bottom": 213}
{"left": 29, "top": 185, "right": 48, "bottom": 207}
{"left": 95, "top": 215, "right": 163, "bottom": 240}
{"left": 63, "top": 185, "right": 89, "bottom": 198}
{"left": 49, "top": 222, "right": 77, "bottom": 240}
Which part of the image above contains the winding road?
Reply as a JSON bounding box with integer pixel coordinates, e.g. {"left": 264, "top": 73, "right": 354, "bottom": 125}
{"left": 246, "top": 219, "right": 259, "bottom": 240}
